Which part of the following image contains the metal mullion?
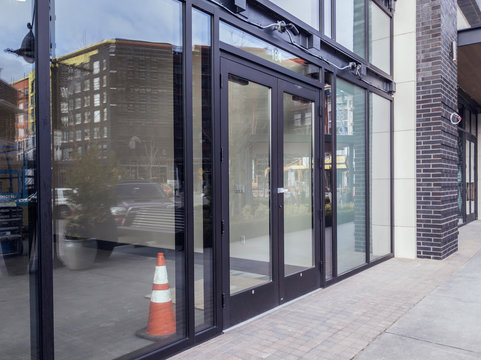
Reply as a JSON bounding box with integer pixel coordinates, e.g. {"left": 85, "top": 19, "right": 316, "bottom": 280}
{"left": 313, "top": 77, "right": 322, "bottom": 287}
{"left": 212, "top": 9, "right": 223, "bottom": 332}
{"left": 332, "top": 75, "right": 338, "bottom": 278}
{"left": 320, "top": 70, "right": 326, "bottom": 286}
{"left": 390, "top": 2, "right": 394, "bottom": 77}
{"left": 332, "top": 0, "right": 336, "bottom": 42}
{"left": 34, "top": 0, "right": 54, "bottom": 358}
{"left": 184, "top": 0, "right": 195, "bottom": 344}
{"left": 276, "top": 79, "right": 283, "bottom": 302}
{"left": 365, "top": 0, "right": 369, "bottom": 63}
{"left": 390, "top": 98, "right": 394, "bottom": 255}
{"left": 320, "top": 0, "right": 324, "bottom": 36}
{"left": 365, "top": 90, "right": 370, "bottom": 264}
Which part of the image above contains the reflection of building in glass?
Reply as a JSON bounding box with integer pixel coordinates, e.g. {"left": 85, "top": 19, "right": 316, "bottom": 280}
{"left": 11, "top": 78, "right": 29, "bottom": 146}
{"left": 0, "top": 80, "right": 18, "bottom": 142}
{"left": 52, "top": 39, "right": 183, "bottom": 183}
{"left": 0, "top": 79, "right": 29, "bottom": 202}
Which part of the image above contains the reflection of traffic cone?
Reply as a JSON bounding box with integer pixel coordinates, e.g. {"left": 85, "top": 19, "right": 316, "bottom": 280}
{"left": 136, "top": 253, "right": 176, "bottom": 340}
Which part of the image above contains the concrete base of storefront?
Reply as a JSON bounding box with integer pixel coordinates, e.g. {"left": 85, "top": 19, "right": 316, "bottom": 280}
{"left": 171, "top": 221, "right": 481, "bottom": 360}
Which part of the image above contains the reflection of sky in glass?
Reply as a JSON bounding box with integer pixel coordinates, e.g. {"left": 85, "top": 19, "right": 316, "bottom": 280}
{"left": 54, "top": 0, "right": 182, "bottom": 57}
{"left": 192, "top": 8, "right": 211, "bottom": 48}
{"left": 220, "top": 21, "right": 294, "bottom": 61}
{"left": 220, "top": 21, "right": 319, "bottom": 78}
{"left": 0, "top": 0, "right": 34, "bottom": 82}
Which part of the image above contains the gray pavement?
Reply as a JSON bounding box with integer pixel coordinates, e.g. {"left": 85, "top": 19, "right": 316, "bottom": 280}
{"left": 172, "top": 221, "right": 481, "bottom": 360}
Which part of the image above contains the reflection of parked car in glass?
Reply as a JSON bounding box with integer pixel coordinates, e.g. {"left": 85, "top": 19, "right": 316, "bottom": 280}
{"left": 55, "top": 187, "right": 75, "bottom": 218}
{"left": 111, "top": 181, "right": 184, "bottom": 244}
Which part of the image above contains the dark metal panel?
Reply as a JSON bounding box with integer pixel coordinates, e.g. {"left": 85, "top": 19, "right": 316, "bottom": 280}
{"left": 458, "top": 27, "right": 481, "bottom": 47}
{"left": 34, "top": 0, "right": 54, "bottom": 358}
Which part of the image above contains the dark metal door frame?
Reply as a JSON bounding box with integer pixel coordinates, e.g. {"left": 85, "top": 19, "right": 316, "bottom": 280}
{"left": 220, "top": 56, "right": 321, "bottom": 328}
{"left": 277, "top": 79, "right": 321, "bottom": 304}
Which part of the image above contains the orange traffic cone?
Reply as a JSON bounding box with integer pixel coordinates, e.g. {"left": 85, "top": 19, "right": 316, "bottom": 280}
{"left": 136, "top": 253, "right": 176, "bottom": 340}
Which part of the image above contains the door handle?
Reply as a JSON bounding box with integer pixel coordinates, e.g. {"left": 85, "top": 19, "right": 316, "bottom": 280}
{"left": 277, "top": 187, "right": 288, "bottom": 194}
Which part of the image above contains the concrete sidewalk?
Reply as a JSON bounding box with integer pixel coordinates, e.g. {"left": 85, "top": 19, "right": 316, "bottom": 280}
{"left": 171, "top": 221, "right": 481, "bottom": 360}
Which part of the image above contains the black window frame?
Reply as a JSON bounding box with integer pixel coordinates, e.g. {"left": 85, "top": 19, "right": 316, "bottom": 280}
{"left": 31, "top": 0, "right": 395, "bottom": 357}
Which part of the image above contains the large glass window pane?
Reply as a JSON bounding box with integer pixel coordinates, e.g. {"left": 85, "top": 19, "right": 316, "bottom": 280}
{"left": 220, "top": 22, "right": 320, "bottom": 80}
{"left": 269, "top": 0, "right": 319, "bottom": 29}
{"left": 336, "top": 78, "right": 366, "bottom": 274}
{"left": 336, "top": 0, "right": 365, "bottom": 58}
{"left": 192, "top": 8, "right": 214, "bottom": 333}
{"left": 369, "top": 93, "right": 391, "bottom": 260}
{"left": 369, "top": 2, "right": 391, "bottom": 74}
{"left": 228, "top": 75, "right": 272, "bottom": 295}
{"left": 0, "top": 0, "right": 38, "bottom": 358}
{"left": 283, "top": 93, "right": 314, "bottom": 276}
{"left": 52, "top": 0, "right": 186, "bottom": 358}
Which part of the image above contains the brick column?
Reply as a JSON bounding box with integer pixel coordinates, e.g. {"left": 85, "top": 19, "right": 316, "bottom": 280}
{"left": 416, "top": 0, "right": 459, "bottom": 259}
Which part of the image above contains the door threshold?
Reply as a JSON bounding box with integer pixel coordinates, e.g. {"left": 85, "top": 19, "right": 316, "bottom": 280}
{"left": 224, "top": 287, "right": 322, "bottom": 332}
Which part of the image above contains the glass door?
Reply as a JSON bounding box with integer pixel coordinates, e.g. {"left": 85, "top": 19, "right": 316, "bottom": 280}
{"left": 220, "top": 58, "right": 320, "bottom": 327}
{"left": 278, "top": 81, "right": 320, "bottom": 303}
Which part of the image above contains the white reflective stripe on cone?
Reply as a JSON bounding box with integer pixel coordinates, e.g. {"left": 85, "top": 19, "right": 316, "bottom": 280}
{"left": 151, "top": 289, "right": 172, "bottom": 303}
{"left": 153, "top": 266, "right": 168, "bottom": 285}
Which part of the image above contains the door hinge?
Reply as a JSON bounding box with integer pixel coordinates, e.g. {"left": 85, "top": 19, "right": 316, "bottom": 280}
{"left": 220, "top": 73, "right": 223, "bottom": 88}
{"left": 222, "top": 293, "right": 226, "bottom": 308}
{"left": 220, "top": 147, "right": 224, "bottom": 162}
{"left": 221, "top": 220, "right": 225, "bottom": 235}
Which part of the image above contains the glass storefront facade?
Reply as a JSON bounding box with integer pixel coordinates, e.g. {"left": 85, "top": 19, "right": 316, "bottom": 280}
{"left": 1, "top": 0, "right": 394, "bottom": 358}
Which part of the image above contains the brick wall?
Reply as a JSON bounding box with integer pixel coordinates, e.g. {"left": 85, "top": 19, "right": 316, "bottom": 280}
{"left": 416, "top": 0, "right": 459, "bottom": 259}
{"left": 458, "top": 0, "right": 481, "bottom": 27}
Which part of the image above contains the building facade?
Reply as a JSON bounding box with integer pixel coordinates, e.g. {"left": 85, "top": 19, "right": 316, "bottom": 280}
{"left": 0, "top": 0, "right": 479, "bottom": 359}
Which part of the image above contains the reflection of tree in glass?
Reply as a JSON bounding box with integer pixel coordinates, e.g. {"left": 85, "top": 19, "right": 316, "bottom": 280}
{"left": 64, "top": 146, "right": 121, "bottom": 239}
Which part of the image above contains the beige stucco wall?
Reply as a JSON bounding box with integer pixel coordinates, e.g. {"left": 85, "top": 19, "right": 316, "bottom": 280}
{"left": 392, "top": 0, "right": 417, "bottom": 259}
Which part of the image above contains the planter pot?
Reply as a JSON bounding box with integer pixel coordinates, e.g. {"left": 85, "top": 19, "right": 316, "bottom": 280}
{"left": 60, "top": 237, "right": 97, "bottom": 270}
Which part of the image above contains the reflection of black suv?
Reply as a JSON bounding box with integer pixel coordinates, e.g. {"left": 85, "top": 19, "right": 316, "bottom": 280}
{"left": 111, "top": 182, "right": 184, "bottom": 237}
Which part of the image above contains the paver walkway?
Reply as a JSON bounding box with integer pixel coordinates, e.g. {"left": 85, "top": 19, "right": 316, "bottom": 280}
{"left": 171, "top": 221, "right": 481, "bottom": 360}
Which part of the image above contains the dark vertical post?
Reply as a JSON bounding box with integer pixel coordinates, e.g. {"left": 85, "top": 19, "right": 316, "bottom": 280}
{"left": 33, "top": 0, "right": 54, "bottom": 358}
{"left": 184, "top": 0, "right": 195, "bottom": 342}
